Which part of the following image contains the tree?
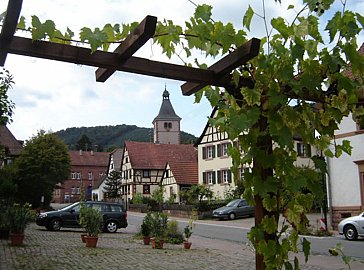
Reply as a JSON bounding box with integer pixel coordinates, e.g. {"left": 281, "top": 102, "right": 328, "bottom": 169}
{"left": 14, "top": 130, "right": 71, "bottom": 208}
{"left": 14, "top": 0, "right": 364, "bottom": 268}
{"left": 0, "top": 68, "right": 15, "bottom": 126}
{"left": 76, "top": 134, "right": 92, "bottom": 151}
{"left": 103, "top": 170, "right": 122, "bottom": 199}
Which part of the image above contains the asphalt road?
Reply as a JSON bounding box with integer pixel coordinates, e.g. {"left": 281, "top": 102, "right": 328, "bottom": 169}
{"left": 128, "top": 212, "right": 364, "bottom": 260}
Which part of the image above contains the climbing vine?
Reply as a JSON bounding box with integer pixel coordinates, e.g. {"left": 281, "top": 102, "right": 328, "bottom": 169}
{"left": 10, "top": 0, "right": 364, "bottom": 269}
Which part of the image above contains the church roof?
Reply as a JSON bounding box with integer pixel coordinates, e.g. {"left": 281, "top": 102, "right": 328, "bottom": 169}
{"left": 153, "top": 88, "right": 181, "bottom": 123}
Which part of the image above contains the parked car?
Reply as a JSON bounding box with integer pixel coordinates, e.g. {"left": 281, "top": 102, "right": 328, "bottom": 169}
{"left": 36, "top": 201, "right": 128, "bottom": 233}
{"left": 212, "top": 199, "right": 254, "bottom": 220}
{"left": 338, "top": 212, "right": 364, "bottom": 240}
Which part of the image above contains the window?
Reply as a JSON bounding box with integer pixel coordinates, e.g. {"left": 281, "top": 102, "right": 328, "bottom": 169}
{"left": 297, "top": 143, "right": 311, "bottom": 157}
{"left": 165, "top": 169, "right": 169, "bottom": 178}
{"left": 71, "top": 172, "right": 76, "bottom": 179}
{"left": 76, "top": 172, "right": 81, "bottom": 180}
{"left": 217, "top": 142, "right": 229, "bottom": 157}
{"left": 143, "top": 185, "right": 150, "bottom": 194}
{"left": 71, "top": 186, "right": 76, "bottom": 194}
{"left": 88, "top": 172, "right": 93, "bottom": 180}
{"left": 164, "top": 122, "right": 172, "bottom": 129}
{"left": 125, "top": 157, "right": 129, "bottom": 163}
{"left": 203, "top": 171, "right": 216, "bottom": 185}
{"left": 76, "top": 187, "right": 80, "bottom": 194}
{"left": 240, "top": 167, "right": 251, "bottom": 180}
{"left": 202, "top": 145, "right": 216, "bottom": 159}
{"left": 217, "top": 169, "right": 232, "bottom": 184}
{"left": 143, "top": 170, "right": 150, "bottom": 178}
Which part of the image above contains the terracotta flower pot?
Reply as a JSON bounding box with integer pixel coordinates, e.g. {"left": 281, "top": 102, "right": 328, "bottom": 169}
{"left": 183, "top": 241, "right": 192, "bottom": 249}
{"left": 9, "top": 232, "right": 25, "bottom": 246}
{"left": 143, "top": 236, "right": 151, "bottom": 245}
{"left": 151, "top": 237, "right": 164, "bottom": 249}
{"left": 81, "top": 234, "right": 87, "bottom": 243}
{"left": 84, "top": 236, "right": 99, "bottom": 248}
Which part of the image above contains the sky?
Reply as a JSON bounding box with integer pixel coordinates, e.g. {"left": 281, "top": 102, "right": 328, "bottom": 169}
{"left": 1, "top": 0, "right": 363, "bottom": 142}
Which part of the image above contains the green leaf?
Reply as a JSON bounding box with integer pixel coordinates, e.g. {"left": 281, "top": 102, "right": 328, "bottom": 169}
{"left": 302, "top": 238, "right": 310, "bottom": 263}
{"left": 271, "top": 17, "right": 291, "bottom": 39}
{"left": 17, "top": 16, "right": 26, "bottom": 30}
{"left": 80, "top": 27, "right": 108, "bottom": 52}
{"left": 356, "top": 12, "right": 364, "bottom": 28}
{"left": 194, "top": 4, "right": 212, "bottom": 23}
{"left": 241, "top": 87, "right": 261, "bottom": 106}
{"left": 243, "top": 5, "right": 254, "bottom": 31}
{"left": 325, "top": 11, "right": 341, "bottom": 42}
{"left": 288, "top": 5, "right": 295, "bottom": 10}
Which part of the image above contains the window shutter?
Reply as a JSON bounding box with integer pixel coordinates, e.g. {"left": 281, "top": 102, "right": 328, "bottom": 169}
{"left": 202, "top": 172, "right": 207, "bottom": 184}
{"left": 217, "top": 144, "right": 221, "bottom": 157}
{"left": 227, "top": 170, "right": 232, "bottom": 183}
{"left": 297, "top": 143, "right": 302, "bottom": 156}
{"left": 202, "top": 147, "right": 206, "bottom": 159}
{"left": 212, "top": 145, "right": 216, "bottom": 158}
{"left": 212, "top": 171, "right": 216, "bottom": 184}
{"left": 306, "top": 144, "right": 311, "bottom": 157}
{"left": 217, "top": 170, "right": 221, "bottom": 184}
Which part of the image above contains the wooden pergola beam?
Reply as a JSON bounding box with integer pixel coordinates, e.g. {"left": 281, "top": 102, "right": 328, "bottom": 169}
{"left": 5, "top": 36, "right": 220, "bottom": 84}
{"left": 95, "top": 15, "right": 157, "bottom": 82}
{"left": 181, "top": 38, "right": 260, "bottom": 96}
{"left": 0, "top": 0, "right": 23, "bottom": 66}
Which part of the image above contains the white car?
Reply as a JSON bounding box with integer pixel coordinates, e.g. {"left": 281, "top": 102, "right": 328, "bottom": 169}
{"left": 338, "top": 212, "right": 364, "bottom": 240}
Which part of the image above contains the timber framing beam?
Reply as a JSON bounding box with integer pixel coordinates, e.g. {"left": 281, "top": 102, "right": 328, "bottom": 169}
{"left": 95, "top": 15, "right": 157, "bottom": 82}
{"left": 0, "top": 0, "right": 23, "bottom": 65}
{"left": 5, "top": 36, "right": 220, "bottom": 84}
{"left": 181, "top": 38, "right": 261, "bottom": 96}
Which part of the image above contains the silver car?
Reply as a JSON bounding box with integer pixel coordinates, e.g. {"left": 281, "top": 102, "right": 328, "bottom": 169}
{"left": 338, "top": 212, "right": 364, "bottom": 240}
{"left": 212, "top": 199, "right": 254, "bottom": 220}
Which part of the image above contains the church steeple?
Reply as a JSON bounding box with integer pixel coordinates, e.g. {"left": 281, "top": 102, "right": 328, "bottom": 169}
{"left": 152, "top": 87, "right": 181, "bottom": 144}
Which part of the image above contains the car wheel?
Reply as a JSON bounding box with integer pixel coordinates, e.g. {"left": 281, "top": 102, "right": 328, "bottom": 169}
{"left": 228, "top": 213, "right": 236, "bottom": 220}
{"left": 344, "top": 225, "right": 358, "bottom": 241}
{"left": 105, "top": 221, "right": 118, "bottom": 233}
{"left": 47, "top": 218, "right": 61, "bottom": 231}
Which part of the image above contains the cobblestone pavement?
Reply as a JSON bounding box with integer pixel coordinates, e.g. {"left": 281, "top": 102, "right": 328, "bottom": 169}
{"left": 0, "top": 222, "right": 362, "bottom": 270}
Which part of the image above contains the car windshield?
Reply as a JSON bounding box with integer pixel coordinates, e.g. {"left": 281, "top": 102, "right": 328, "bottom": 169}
{"left": 58, "top": 202, "right": 79, "bottom": 211}
{"left": 226, "top": 200, "right": 240, "bottom": 207}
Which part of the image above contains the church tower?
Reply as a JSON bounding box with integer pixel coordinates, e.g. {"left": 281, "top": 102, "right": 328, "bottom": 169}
{"left": 153, "top": 87, "right": 181, "bottom": 144}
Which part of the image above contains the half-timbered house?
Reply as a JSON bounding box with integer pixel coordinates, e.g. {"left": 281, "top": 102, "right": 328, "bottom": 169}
{"left": 196, "top": 107, "right": 315, "bottom": 200}
{"left": 161, "top": 160, "right": 198, "bottom": 203}
{"left": 0, "top": 125, "right": 23, "bottom": 168}
{"left": 120, "top": 141, "right": 197, "bottom": 204}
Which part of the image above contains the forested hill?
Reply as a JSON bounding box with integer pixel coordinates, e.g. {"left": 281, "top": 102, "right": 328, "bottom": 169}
{"left": 53, "top": 124, "right": 198, "bottom": 151}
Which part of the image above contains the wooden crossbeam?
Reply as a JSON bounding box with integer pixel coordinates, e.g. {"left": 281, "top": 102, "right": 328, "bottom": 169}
{"left": 5, "top": 36, "right": 219, "bottom": 84}
{"left": 95, "top": 15, "right": 157, "bottom": 82}
{"left": 181, "top": 38, "right": 260, "bottom": 96}
{"left": 0, "top": 0, "right": 23, "bottom": 66}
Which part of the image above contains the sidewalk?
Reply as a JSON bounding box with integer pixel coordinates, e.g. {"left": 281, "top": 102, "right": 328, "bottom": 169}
{"left": 1, "top": 221, "right": 360, "bottom": 270}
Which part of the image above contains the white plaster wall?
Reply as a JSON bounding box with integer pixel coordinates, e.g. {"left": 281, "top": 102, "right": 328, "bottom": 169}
{"left": 328, "top": 134, "right": 364, "bottom": 206}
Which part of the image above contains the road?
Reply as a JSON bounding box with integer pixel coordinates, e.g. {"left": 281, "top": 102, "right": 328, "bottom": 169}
{"left": 128, "top": 212, "right": 364, "bottom": 260}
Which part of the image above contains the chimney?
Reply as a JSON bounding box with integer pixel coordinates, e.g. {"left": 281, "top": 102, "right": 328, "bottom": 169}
{"left": 79, "top": 150, "right": 83, "bottom": 156}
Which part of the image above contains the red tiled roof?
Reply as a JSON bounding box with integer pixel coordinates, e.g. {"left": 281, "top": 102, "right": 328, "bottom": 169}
{"left": 125, "top": 141, "right": 197, "bottom": 170}
{"left": 168, "top": 161, "right": 198, "bottom": 185}
{"left": 69, "top": 150, "right": 110, "bottom": 166}
{"left": 0, "top": 125, "right": 23, "bottom": 156}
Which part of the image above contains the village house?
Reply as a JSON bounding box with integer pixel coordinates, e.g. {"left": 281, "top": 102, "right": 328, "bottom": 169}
{"left": 92, "top": 148, "right": 123, "bottom": 202}
{"left": 52, "top": 150, "right": 109, "bottom": 203}
{"left": 196, "top": 107, "right": 316, "bottom": 200}
{"left": 0, "top": 125, "right": 23, "bottom": 168}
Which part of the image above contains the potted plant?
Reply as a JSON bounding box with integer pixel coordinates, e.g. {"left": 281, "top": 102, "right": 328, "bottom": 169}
{"left": 183, "top": 210, "right": 196, "bottom": 249}
{"left": 140, "top": 211, "right": 152, "bottom": 245}
{"left": 7, "top": 203, "right": 36, "bottom": 245}
{"left": 149, "top": 211, "right": 168, "bottom": 249}
{"left": 81, "top": 207, "right": 103, "bottom": 248}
